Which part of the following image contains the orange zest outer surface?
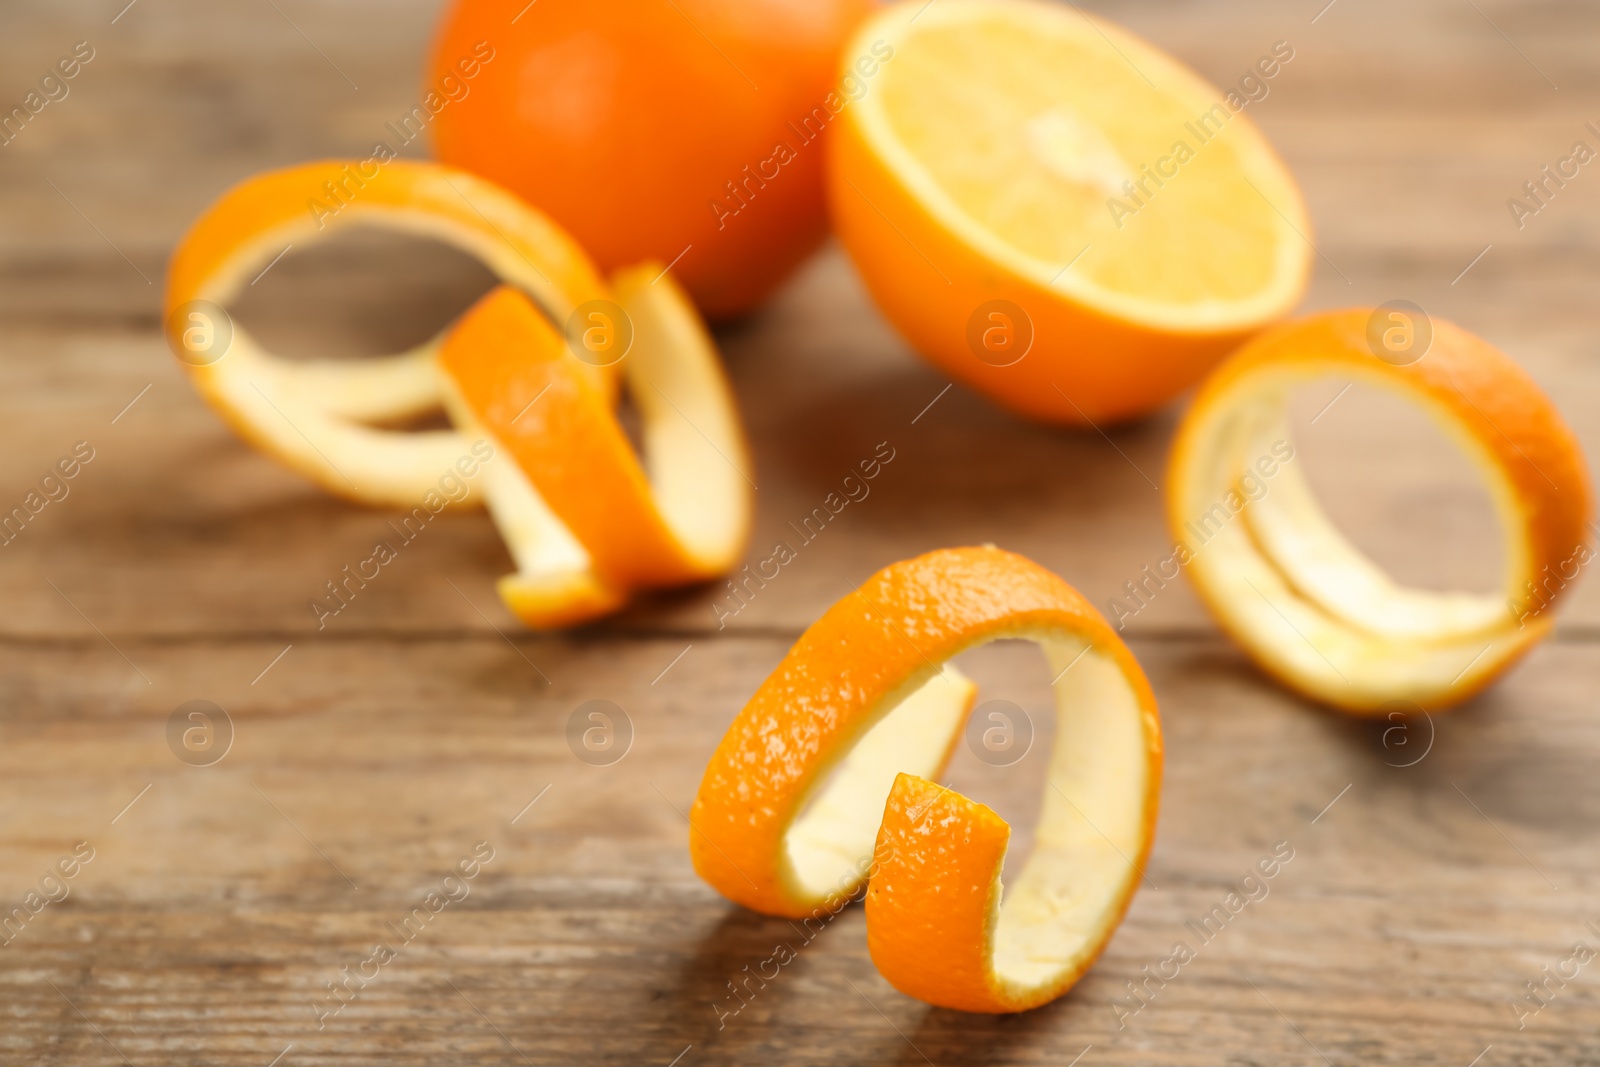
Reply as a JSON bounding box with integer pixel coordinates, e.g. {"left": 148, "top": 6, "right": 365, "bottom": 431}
{"left": 867, "top": 773, "right": 1013, "bottom": 1009}
{"left": 429, "top": 0, "right": 874, "bottom": 318}
{"left": 167, "top": 160, "right": 608, "bottom": 330}
{"left": 1168, "top": 308, "right": 1593, "bottom": 712}
{"left": 690, "top": 546, "right": 1163, "bottom": 1012}
{"left": 438, "top": 277, "right": 752, "bottom": 628}
{"left": 164, "top": 159, "right": 616, "bottom": 507}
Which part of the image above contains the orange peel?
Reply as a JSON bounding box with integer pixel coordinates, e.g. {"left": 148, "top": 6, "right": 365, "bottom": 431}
{"left": 1168, "top": 308, "right": 1593, "bottom": 712}
{"left": 163, "top": 159, "right": 614, "bottom": 508}
{"left": 437, "top": 270, "right": 754, "bottom": 629}
{"left": 689, "top": 546, "right": 1162, "bottom": 1012}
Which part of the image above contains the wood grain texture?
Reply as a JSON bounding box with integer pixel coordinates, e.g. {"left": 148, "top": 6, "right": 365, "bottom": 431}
{"left": 0, "top": 0, "right": 1597, "bottom": 1063}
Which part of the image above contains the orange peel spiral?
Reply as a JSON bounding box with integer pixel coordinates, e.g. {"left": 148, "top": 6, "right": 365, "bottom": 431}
{"left": 436, "top": 274, "right": 753, "bottom": 629}
{"left": 690, "top": 546, "right": 1162, "bottom": 1012}
{"left": 164, "top": 159, "right": 752, "bottom": 627}
{"left": 1168, "top": 308, "right": 1592, "bottom": 712}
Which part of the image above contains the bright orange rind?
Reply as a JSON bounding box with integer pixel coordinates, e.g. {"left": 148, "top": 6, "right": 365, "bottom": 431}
{"left": 690, "top": 546, "right": 1162, "bottom": 1012}
{"left": 1168, "top": 308, "right": 1592, "bottom": 712}
{"left": 437, "top": 271, "right": 753, "bottom": 629}
{"left": 165, "top": 159, "right": 753, "bottom": 628}
{"left": 163, "top": 159, "right": 614, "bottom": 508}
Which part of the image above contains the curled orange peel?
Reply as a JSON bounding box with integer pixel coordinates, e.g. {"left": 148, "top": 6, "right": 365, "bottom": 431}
{"left": 437, "top": 272, "right": 754, "bottom": 629}
{"left": 1168, "top": 309, "right": 1593, "bottom": 712}
{"left": 164, "top": 159, "right": 753, "bottom": 627}
{"left": 163, "top": 159, "right": 615, "bottom": 509}
{"left": 689, "top": 546, "right": 1162, "bottom": 1013}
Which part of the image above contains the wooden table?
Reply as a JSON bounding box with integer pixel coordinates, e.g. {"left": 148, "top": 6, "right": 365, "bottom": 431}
{"left": 2, "top": 0, "right": 1597, "bottom": 1063}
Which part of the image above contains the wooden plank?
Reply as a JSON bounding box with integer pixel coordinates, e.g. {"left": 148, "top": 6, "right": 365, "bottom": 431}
{"left": 1, "top": 0, "right": 1598, "bottom": 1062}
{"left": 1, "top": 635, "right": 1597, "bottom": 1063}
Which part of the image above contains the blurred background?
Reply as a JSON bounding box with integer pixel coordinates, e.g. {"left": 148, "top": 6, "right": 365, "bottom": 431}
{"left": 0, "top": 1, "right": 1596, "bottom": 1064}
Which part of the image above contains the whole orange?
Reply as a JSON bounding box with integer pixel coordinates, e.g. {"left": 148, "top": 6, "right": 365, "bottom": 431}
{"left": 427, "top": 0, "right": 872, "bottom": 319}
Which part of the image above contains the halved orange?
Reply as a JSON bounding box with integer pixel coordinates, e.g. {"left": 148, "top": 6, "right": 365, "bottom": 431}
{"left": 164, "top": 159, "right": 615, "bottom": 508}
{"left": 830, "top": 0, "right": 1311, "bottom": 424}
{"left": 437, "top": 271, "right": 753, "bottom": 628}
{"left": 1168, "top": 309, "right": 1592, "bottom": 712}
{"left": 689, "top": 546, "right": 1162, "bottom": 1012}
